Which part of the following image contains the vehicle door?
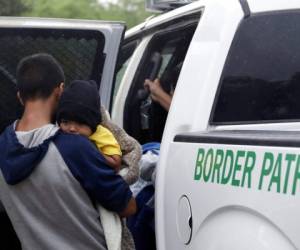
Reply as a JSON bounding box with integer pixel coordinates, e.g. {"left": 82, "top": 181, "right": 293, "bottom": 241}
{"left": 0, "top": 17, "right": 125, "bottom": 250}
{"left": 0, "top": 17, "right": 125, "bottom": 133}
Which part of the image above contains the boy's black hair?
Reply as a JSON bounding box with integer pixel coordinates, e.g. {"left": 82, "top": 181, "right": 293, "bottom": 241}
{"left": 16, "top": 53, "right": 65, "bottom": 102}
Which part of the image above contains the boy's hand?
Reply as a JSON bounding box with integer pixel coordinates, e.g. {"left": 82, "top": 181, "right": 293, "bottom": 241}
{"left": 119, "top": 197, "right": 137, "bottom": 217}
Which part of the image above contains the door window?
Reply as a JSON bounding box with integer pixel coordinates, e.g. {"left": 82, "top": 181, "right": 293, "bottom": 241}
{"left": 0, "top": 28, "right": 106, "bottom": 132}
{"left": 212, "top": 11, "right": 300, "bottom": 124}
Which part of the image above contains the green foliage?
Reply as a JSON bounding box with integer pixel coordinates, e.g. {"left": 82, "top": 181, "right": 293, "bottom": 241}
{"left": 0, "top": 0, "right": 29, "bottom": 16}
{"left": 23, "top": 0, "right": 101, "bottom": 19}
{"left": 101, "top": 0, "right": 151, "bottom": 28}
{"left": 22, "top": 0, "right": 152, "bottom": 28}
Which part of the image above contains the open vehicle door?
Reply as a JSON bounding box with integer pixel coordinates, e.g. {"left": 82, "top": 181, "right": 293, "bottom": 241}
{"left": 0, "top": 17, "right": 125, "bottom": 132}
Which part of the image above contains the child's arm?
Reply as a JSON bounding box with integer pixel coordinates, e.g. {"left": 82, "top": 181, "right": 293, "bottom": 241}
{"left": 100, "top": 106, "right": 142, "bottom": 185}
{"left": 89, "top": 125, "right": 123, "bottom": 172}
{"left": 103, "top": 154, "right": 121, "bottom": 172}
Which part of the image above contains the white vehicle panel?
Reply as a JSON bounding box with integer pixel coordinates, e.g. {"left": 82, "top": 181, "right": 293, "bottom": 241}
{"left": 126, "top": 0, "right": 239, "bottom": 38}
{"left": 164, "top": 141, "right": 300, "bottom": 249}
{"left": 214, "top": 122, "right": 300, "bottom": 132}
{"left": 156, "top": 2, "right": 244, "bottom": 248}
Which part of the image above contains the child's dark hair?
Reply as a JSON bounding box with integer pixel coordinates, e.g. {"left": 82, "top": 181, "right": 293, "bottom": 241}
{"left": 16, "top": 53, "right": 65, "bottom": 102}
{"left": 56, "top": 80, "right": 102, "bottom": 133}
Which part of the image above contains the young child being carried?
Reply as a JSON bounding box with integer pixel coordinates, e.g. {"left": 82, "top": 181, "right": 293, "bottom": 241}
{"left": 56, "top": 80, "right": 141, "bottom": 250}
{"left": 56, "top": 80, "right": 121, "bottom": 171}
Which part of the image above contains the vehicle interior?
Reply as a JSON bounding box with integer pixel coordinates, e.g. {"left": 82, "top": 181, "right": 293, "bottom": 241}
{"left": 123, "top": 22, "right": 198, "bottom": 144}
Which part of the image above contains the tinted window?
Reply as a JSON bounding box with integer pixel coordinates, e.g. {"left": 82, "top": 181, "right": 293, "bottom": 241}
{"left": 212, "top": 12, "right": 300, "bottom": 124}
{"left": 0, "top": 28, "right": 105, "bottom": 132}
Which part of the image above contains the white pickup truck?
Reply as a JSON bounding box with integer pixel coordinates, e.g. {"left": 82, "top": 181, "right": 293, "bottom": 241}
{"left": 0, "top": 0, "right": 300, "bottom": 249}
{"left": 114, "top": 0, "right": 300, "bottom": 249}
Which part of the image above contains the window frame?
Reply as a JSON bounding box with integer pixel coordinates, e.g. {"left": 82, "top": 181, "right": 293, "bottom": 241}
{"left": 111, "top": 39, "right": 140, "bottom": 109}
{"left": 123, "top": 21, "right": 198, "bottom": 143}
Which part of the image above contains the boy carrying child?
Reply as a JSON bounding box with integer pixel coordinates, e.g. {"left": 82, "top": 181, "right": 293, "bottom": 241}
{"left": 0, "top": 53, "right": 136, "bottom": 250}
{"left": 56, "top": 80, "right": 141, "bottom": 250}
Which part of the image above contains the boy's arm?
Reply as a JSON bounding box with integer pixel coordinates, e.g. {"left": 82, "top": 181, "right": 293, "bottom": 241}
{"left": 55, "top": 133, "right": 135, "bottom": 214}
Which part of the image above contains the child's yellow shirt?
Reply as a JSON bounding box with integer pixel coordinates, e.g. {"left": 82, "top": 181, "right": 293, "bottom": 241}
{"left": 89, "top": 125, "right": 122, "bottom": 156}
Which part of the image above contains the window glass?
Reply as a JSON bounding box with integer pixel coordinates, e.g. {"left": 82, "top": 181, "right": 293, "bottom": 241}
{"left": 158, "top": 48, "right": 175, "bottom": 77}
{"left": 0, "top": 28, "right": 105, "bottom": 132}
{"left": 115, "top": 57, "right": 131, "bottom": 93}
{"left": 212, "top": 12, "right": 300, "bottom": 124}
{"left": 113, "top": 40, "right": 139, "bottom": 106}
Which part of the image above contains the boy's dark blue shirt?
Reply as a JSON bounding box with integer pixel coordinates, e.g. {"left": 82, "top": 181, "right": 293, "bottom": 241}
{"left": 0, "top": 124, "right": 132, "bottom": 213}
{"left": 54, "top": 131, "right": 132, "bottom": 212}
